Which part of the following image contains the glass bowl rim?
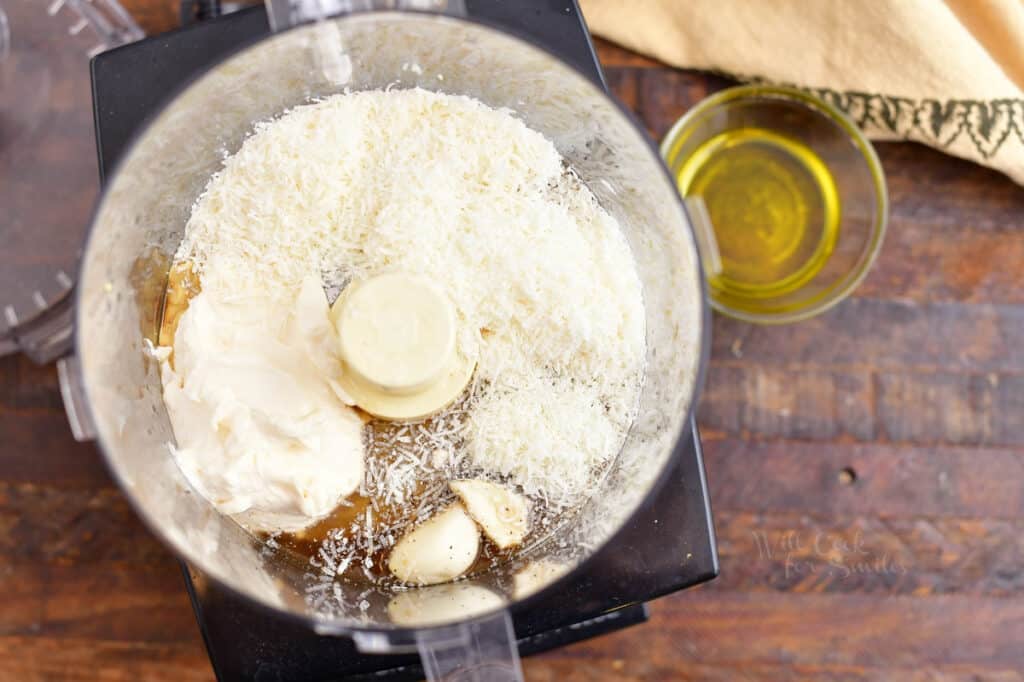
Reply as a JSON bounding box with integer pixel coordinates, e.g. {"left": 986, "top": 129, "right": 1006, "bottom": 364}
{"left": 659, "top": 83, "right": 889, "bottom": 324}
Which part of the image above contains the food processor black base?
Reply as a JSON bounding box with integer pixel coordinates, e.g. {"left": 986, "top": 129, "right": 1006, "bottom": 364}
{"left": 183, "top": 561, "right": 652, "bottom": 680}
{"left": 91, "top": 2, "right": 718, "bottom": 679}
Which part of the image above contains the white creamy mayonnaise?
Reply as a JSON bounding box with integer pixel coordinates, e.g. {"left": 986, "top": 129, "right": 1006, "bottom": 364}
{"left": 157, "top": 274, "right": 364, "bottom": 533}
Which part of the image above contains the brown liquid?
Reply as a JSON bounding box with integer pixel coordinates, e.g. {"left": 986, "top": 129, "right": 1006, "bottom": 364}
{"left": 157, "top": 261, "right": 200, "bottom": 368}
{"left": 268, "top": 489, "right": 522, "bottom": 587}
{"left": 267, "top": 405, "right": 554, "bottom": 586}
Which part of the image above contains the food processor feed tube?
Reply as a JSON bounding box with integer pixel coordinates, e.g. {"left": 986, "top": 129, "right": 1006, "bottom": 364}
{"left": 70, "top": 3, "right": 707, "bottom": 681}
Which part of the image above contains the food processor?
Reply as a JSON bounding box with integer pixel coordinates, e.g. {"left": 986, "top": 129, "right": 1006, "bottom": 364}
{"left": 3, "top": 1, "right": 718, "bottom": 679}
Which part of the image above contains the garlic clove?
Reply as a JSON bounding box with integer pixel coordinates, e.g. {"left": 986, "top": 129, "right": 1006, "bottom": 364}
{"left": 388, "top": 503, "right": 479, "bottom": 585}
{"left": 450, "top": 479, "right": 530, "bottom": 550}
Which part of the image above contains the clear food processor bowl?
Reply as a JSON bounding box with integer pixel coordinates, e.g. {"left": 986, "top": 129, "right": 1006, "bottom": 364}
{"left": 73, "top": 6, "right": 706, "bottom": 679}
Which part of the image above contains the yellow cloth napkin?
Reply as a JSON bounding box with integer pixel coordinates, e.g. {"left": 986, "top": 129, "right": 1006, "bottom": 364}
{"left": 581, "top": 0, "right": 1024, "bottom": 185}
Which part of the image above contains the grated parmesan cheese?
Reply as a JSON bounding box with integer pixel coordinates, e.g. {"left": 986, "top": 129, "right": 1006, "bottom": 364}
{"left": 176, "top": 88, "right": 645, "bottom": 537}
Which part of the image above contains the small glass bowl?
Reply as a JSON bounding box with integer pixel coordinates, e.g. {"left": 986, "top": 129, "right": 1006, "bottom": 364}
{"left": 661, "top": 85, "right": 888, "bottom": 324}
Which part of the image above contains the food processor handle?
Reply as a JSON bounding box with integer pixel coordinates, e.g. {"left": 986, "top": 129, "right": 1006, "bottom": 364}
{"left": 416, "top": 611, "right": 524, "bottom": 682}
{"left": 352, "top": 610, "right": 524, "bottom": 682}
{"left": 264, "top": 0, "right": 464, "bottom": 32}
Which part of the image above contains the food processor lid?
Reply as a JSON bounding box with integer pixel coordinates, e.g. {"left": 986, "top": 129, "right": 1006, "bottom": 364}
{"left": 0, "top": 0, "right": 142, "bottom": 359}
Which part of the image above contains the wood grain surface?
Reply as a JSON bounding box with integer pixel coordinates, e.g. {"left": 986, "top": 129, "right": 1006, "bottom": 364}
{"left": 3, "top": 3, "right": 1024, "bottom": 680}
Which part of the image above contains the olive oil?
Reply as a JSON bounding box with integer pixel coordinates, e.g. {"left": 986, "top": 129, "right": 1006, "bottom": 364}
{"left": 676, "top": 128, "right": 840, "bottom": 306}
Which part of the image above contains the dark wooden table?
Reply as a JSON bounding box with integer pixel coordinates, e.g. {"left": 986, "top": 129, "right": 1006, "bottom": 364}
{"left": 4, "top": 4, "right": 1024, "bottom": 680}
